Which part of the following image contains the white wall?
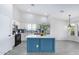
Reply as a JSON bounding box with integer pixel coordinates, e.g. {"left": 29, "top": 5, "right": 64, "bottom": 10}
{"left": 49, "top": 16, "right": 68, "bottom": 40}
{"left": 0, "top": 4, "right": 13, "bottom": 55}
{"left": 13, "top": 5, "right": 21, "bottom": 21}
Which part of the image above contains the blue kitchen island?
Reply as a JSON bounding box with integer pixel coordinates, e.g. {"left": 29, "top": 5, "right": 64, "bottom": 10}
{"left": 26, "top": 35, "right": 55, "bottom": 53}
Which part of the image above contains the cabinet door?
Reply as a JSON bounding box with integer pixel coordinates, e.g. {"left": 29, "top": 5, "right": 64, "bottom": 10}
{"left": 40, "top": 38, "right": 55, "bottom": 52}
{"left": 27, "top": 38, "right": 40, "bottom": 52}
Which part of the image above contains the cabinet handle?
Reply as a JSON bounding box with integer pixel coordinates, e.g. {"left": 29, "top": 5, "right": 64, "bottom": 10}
{"left": 36, "top": 44, "right": 39, "bottom": 48}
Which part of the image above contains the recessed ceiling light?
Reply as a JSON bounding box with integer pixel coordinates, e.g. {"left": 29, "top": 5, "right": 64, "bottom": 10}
{"left": 31, "top": 4, "right": 35, "bottom": 6}
{"left": 60, "top": 10, "right": 64, "bottom": 13}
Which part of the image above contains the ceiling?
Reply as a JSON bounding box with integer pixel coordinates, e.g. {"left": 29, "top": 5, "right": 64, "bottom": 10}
{"left": 14, "top": 4, "right": 79, "bottom": 21}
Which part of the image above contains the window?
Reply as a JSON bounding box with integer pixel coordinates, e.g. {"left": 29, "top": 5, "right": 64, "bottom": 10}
{"left": 26, "top": 24, "right": 37, "bottom": 31}
{"left": 27, "top": 24, "right": 31, "bottom": 30}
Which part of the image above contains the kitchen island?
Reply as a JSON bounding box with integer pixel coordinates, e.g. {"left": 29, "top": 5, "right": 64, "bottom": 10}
{"left": 26, "top": 35, "right": 55, "bottom": 53}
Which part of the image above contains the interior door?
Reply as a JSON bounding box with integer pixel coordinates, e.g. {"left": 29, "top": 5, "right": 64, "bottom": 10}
{"left": 27, "top": 38, "right": 40, "bottom": 52}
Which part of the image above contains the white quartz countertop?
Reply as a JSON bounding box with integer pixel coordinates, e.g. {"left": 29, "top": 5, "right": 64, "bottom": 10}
{"left": 26, "top": 35, "right": 54, "bottom": 38}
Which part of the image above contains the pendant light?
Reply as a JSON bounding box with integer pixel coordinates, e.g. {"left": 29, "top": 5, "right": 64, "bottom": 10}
{"left": 68, "top": 14, "right": 72, "bottom": 28}
{"left": 31, "top": 4, "right": 35, "bottom": 6}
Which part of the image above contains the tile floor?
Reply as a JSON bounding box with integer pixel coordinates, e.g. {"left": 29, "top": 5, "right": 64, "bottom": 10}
{"left": 5, "top": 40, "right": 79, "bottom": 55}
